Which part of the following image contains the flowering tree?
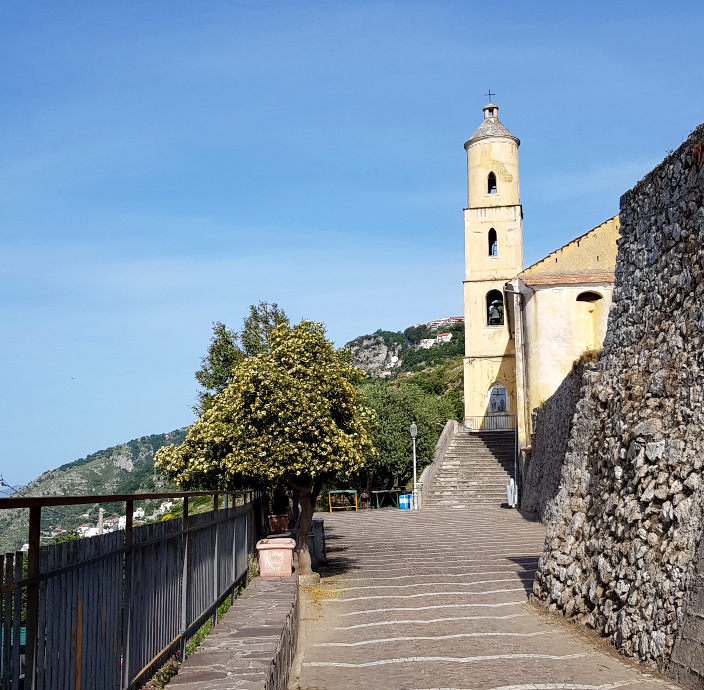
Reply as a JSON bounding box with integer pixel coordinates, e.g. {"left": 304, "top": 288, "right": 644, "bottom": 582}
{"left": 156, "top": 320, "right": 375, "bottom": 574}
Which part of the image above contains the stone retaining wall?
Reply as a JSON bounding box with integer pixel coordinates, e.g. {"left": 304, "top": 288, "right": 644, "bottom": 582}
{"left": 170, "top": 576, "right": 298, "bottom": 690}
{"left": 521, "top": 357, "right": 597, "bottom": 521}
{"left": 533, "top": 124, "right": 704, "bottom": 687}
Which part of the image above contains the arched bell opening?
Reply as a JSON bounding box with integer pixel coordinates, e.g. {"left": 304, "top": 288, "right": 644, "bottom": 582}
{"left": 488, "top": 228, "right": 498, "bottom": 257}
{"left": 486, "top": 289, "right": 504, "bottom": 326}
{"left": 487, "top": 172, "right": 497, "bottom": 194}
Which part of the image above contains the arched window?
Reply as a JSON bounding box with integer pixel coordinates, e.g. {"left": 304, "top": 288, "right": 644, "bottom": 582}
{"left": 488, "top": 228, "right": 498, "bottom": 256}
{"left": 489, "top": 383, "right": 508, "bottom": 414}
{"left": 576, "top": 291, "right": 603, "bottom": 302}
{"left": 487, "top": 172, "right": 497, "bottom": 194}
{"left": 486, "top": 290, "right": 504, "bottom": 326}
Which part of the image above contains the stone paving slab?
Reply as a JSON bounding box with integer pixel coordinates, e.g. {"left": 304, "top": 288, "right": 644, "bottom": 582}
{"left": 292, "top": 509, "right": 684, "bottom": 690}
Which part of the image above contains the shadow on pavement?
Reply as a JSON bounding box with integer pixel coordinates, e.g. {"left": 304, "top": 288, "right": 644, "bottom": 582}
{"left": 507, "top": 555, "right": 541, "bottom": 595}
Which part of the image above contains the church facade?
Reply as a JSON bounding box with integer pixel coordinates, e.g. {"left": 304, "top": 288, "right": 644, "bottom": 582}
{"left": 462, "top": 103, "right": 620, "bottom": 448}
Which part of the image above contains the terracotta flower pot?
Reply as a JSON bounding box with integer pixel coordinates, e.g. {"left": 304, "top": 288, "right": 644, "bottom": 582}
{"left": 268, "top": 513, "right": 289, "bottom": 534}
{"left": 256, "top": 538, "right": 296, "bottom": 578}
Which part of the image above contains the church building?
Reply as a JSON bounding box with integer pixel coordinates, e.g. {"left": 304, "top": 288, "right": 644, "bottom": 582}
{"left": 462, "top": 102, "right": 620, "bottom": 449}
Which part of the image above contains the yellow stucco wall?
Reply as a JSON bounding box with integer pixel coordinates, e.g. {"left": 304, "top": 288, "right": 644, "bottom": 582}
{"left": 520, "top": 216, "right": 619, "bottom": 280}
{"left": 466, "top": 138, "right": 521, "bottom": 209}
{"left": 464, "top": 206, "right": 523, "bottom": 281}
{"left": 463, "top": 355, "right": 517, "bottom": 421}
{"left": 522, "top": 284, "right": 613, "bottom": 411}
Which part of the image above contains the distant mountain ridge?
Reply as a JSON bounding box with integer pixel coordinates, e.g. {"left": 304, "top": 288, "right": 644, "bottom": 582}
{"left": 0, "top": 429, "right": 187, "bottom": 553}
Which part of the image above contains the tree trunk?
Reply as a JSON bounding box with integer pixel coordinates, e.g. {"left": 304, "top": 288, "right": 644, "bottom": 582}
{"left": 291, "top": 488, "right": 300, "bottom": 528}
{"left": 287, "top": 476, "right": 317, "bottom": 575}
{"left": 295, "top": 485, "right": 314, "bottom": 575}
{"left": 366, "top": 469, "right": 374, "bottom": 507}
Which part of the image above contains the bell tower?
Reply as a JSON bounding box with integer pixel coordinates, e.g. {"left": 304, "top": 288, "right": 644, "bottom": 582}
{"left": 463, "top": 102, "right": 523, "bottom": 429}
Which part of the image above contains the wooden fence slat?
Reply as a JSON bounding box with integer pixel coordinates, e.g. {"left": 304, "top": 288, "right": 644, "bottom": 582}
{"left": 36, "top": 548, "right": 47, "bottom": 690}
{"left": 11, "top": 555, "right": 21, "bottom": 690}
{"left": 0, "top": 554, "right": 6, "bottom": 690}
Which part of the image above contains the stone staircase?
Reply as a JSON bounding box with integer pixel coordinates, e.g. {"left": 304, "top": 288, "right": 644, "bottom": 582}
{"left": 423, "top": 429, "right": 515, "bottom": 508}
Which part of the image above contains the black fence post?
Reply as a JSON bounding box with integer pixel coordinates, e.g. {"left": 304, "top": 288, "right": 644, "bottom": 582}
{"left": 25, "top": 506, "right": 41, "bottom": 690}
{"left": 121, "top": 500, "right": 133, "bottom": 689}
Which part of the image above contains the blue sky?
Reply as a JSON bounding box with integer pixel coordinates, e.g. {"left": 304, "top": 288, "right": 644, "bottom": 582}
{"left": 2, "top": 1, "right": 703, "bottom": 487}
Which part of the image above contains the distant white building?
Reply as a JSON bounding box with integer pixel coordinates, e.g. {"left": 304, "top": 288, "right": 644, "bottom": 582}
{"left": 427, "top": 316, "right": 464, "bottom": 330}
{"left": 419, "top": 339, "right": 436, "bottom": 349}
{"left": 134, "top": 507, "right": 145, "bottom": 519}
{"left": 377, "top": 370, "right": 392, "bottom": 378}
{"left": 436, "top": 332, "right": 453, "bottom": 344}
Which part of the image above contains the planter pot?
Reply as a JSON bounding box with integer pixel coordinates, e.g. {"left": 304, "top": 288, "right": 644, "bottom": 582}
{"left": 268, "top": 513, "right": 289, "bottom": 534}
{"left": 256, "top": 538, "right": 296, "bottom": 578}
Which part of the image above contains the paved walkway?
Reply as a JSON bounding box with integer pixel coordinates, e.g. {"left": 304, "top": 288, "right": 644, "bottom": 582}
{"left": 292, "top": 508, "right": 680, "bottom": 690}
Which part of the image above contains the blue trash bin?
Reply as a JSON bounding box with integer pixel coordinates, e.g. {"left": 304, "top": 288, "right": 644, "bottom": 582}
{"left": 399, "top": 494, "right": 412, "bottom": 509}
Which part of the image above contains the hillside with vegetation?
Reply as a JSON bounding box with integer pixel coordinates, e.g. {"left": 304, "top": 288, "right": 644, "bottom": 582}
{"left": 346, "top": 322, "right": 464, "bottom": 373}
{"left": 0, "top": 430, "right": 186, "bottom": 553}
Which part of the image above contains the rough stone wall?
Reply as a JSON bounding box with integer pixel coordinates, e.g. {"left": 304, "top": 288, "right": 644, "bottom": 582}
{"left": 670, "top": 531, "right": 704, "bottom": 687}
{"left": 533, "top": 125, "right": 704, "bottom": 683}
{"left": 521, "top": 357, "right": 597, "bottom": 521}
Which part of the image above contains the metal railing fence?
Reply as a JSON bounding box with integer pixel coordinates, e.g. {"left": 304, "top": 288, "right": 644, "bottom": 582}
{"left": 464, "top": 414, "right": 516, "bottom": 432}
{"left": 0, "top": 490, "right": 265, "bottom": 690}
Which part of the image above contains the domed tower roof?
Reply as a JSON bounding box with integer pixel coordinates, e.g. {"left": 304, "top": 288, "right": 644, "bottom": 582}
{"left": 464, "top": 103, "right": 520, "bottom": 149}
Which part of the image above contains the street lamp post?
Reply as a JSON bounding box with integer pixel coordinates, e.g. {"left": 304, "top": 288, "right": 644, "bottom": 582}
{"left": 410, "top": 422, "right": 418, "bottom": 510}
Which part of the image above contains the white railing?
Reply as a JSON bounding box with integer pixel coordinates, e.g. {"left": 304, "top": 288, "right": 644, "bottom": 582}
{"left": 464, "top": 414, "right": 516, "bottom": 432}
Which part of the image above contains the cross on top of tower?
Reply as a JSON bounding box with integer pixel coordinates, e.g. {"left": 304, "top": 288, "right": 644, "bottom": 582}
{"left": 485, "top": 89, "right": 495, "bottom": 103}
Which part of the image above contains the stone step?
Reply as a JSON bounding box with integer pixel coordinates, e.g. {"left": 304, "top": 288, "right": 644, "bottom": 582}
{"left": 435, "top": 467, "right": 513, "bottom": 478}
{"left": 443, "top": 456, "right": 513, "bottom": 462}
{"left": 423, "top": 499, "right": 508, "bottom": 507}
{"left": 444, "top": 450, "right": 514, "bottom": 456}
{"left": 428, "top": 486, "right": 506, "bottom": 499}
{"left": 437, "top": 468, "right": 512, "bottom": 474}
{"left": 432, "top": 477, "right": 509, "bottom": 483}
{"left": 426, "top": 495, "right": 508, "bottom": 502}
{"left": 436, "top": 468, "right": 509, "bottom": 473}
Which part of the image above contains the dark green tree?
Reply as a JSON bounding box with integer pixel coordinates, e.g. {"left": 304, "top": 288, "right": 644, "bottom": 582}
{"left": 360, "top": 381, "right": 456, "bottom": 494}
{"left": 403, "top": 324, "right": 430, "bottom": 345}
{"left": 195, "top": 302, "right": 289, "bottom": 411}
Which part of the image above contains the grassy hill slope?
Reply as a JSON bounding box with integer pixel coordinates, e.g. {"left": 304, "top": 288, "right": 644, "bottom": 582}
{"left": 0, "top": 430, "right": 186, "bottom": 553}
